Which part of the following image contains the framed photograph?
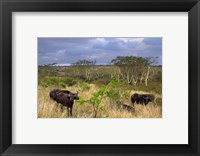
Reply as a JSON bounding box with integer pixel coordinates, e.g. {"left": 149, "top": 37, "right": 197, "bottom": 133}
{"left": 0, "top": 0, "right": 200, "bottom": 155}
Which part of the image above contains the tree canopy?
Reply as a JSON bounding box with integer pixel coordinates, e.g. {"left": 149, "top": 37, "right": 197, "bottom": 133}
{"left": 111, "top": 56, "right": 157, "bottom": 66}
{"left": 73, "top": 60, "right": 96, "bottom": 66}
{"left": 44, "top": 62, "right": 57, "bottom": 66}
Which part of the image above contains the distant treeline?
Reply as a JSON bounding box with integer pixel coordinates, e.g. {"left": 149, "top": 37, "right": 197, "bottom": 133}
{"left": 39, "top": 56, "right": 162, "bottom": 86}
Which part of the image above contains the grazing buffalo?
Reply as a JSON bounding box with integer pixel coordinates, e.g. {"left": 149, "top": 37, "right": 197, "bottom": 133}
{"left": 131, "top": 93, "right": 155, "bottom": 105}
{"left": 49, "top": 89, "right": 71, "bottom": 101}
{"left": 49, "top": 89, "right": 79, "bottom": 117}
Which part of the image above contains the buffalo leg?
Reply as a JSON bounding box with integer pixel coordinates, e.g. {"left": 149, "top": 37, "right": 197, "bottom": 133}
{"left": 144, "top": 99, "right": 148, "bottom": 105}
{"left": 142, "top": 99, "right": 146, "bottom": 106}
{"left": 69, "top": 107, "right": 73, "bottom": 117}
{"left": 67, "top": 107, "right": 70, "bottom": 117}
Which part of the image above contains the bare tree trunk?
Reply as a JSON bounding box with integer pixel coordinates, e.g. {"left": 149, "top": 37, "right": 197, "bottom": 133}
{"left": 132, "top": 75, "right": 138, "bottom": 85}
{"left": 140, "top": 71, "right": 144, "bottom": 83}
{"left": 86, "top": 70, "right": 92, "bottom": 80}
{"left": 145, "top": 66, "right": 150, "bottom": 86}
{"left": 86, "top": 72, "right": 89, "bottom": 80}
{"left": 117, "top": 68, "right": 121, "bottom": 82}
{"left": 96, "top": 72, "right": 100, "bottom": 79}
{"left": 126, "top": 74, "right": 132, "bottom": 84}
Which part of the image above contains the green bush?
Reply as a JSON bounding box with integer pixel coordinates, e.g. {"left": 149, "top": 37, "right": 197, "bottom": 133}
{"left": 59, "top": 82, "right": 66, "bottom": 88}
{"left": 76, "top": 86, "right": 106, "bottom": 118}
{"left": 64, "top": 78, "right": 77, "bottom": 86}
{"left": 39, "top": 77, "right": 78, "bottom": 88}
{"left": 40, "top": 77, "right": 61, "bottom": 87}
{"left": 105, "top": 79, "right": 124, "bottom": 108}
{"left": 47, "top": 77, "right": 60, "bottom": 85}
{"left": 156, "top": 97, "right": 162, "bottom": 106}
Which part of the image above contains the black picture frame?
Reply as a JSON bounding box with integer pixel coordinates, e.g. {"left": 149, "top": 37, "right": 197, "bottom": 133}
{"left": 0, "top": 0, "right": 200, "bottom": 155}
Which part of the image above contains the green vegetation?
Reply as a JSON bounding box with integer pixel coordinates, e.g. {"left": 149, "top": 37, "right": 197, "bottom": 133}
{"left": 39, "top": 65, "right": 162, "bottom": 94}
{"left": 38, "top": 56, "right": 162, "bottom": 118}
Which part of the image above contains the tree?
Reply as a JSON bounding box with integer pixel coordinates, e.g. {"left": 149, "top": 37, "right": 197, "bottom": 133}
{"left": 77, "top": 86, "right": 106, "bottom": 118}
{"left": 72, "top": 59, "right": 96, "bottom": 80}
{"left": 44, "top": 62, "right": 57, "bottom": 66}
{"left": 144, "top": 57, "right": 158, "bottom": 86}
{"left": 89, "top": 86, "right": 106, "bottom": 117}
{"left": 111, "top": 56, "right": 157, "bottom": 86}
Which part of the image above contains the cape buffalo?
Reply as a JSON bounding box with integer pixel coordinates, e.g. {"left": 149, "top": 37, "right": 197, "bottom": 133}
{"left": 131, "top": 93, "right": 155, "bottom": 105}
{"left": 49, "top": 89, "right": 71, "bottom": 101}
{"left": 49, "top": 89, "right": 79, "bottom": 117}
{"left": 56, "top": 92, "right": 79, "bottom": 117}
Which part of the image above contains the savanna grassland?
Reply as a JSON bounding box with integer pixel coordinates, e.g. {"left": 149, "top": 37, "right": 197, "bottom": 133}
{"left": 38, "top": 60, "right": 162, "bottom": 118}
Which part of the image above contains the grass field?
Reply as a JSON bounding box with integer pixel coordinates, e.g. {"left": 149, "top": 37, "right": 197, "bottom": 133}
{"left": 38, "top": 65, "right": 162, "bottom": 118}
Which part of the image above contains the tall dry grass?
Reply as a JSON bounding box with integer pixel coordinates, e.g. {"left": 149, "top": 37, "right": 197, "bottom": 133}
{"left": 38, "top": 84, "right": 162, "bottom": 118}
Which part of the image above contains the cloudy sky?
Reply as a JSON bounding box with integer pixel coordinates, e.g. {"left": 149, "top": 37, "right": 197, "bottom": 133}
{"left": 38, "top": 37, "right": 162, "bottom": 66}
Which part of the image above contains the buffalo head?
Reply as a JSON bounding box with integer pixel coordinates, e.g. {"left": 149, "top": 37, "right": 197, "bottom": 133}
{"left": 68, "top": 92, "right": 79, "bottom": 101}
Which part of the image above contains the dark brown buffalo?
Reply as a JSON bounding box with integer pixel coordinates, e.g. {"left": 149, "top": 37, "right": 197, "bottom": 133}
{"left": 49, "top": 89, "right": 71, "bottom": 101}
{"left": 49, "top": 89, "right": 79, "bottom": 117}
{"left": 56, "top": 92, "right": 79, "bottom": 117}
{"left": 131, "top": 93, "right": 155, "bottom": 105}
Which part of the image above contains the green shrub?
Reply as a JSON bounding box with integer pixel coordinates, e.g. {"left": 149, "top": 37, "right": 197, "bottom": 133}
{"left": 64, "top": 78, "right": 77, "bottom": 86}
{"left": 77, "top": 86, "right": 106, "bottom": 118}
{"left": 47, "top": 77, "right": 60, "bottom": 85}
{"left": 77, "top": 96, "right": 87, "bottom": 105}
{"left": 40, "top": 77, "right": 61, "bottom": 87}
{"left": 156, "top": 97, "right": 162, "bottom": 106}
{"left": 88, "top": 86, "right": 106, "bottom": 117}
{"left": 59, "top": 82, "right": 66, "bottom": 88}
{"left": 39, "top": 77, "right": 77, "bottom": 88}
{"left": 104, "top": 79, "right": 124, "bottom": 107}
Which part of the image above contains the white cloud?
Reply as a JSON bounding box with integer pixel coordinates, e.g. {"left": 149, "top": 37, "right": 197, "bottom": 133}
{"left": 86, "top": 52, "right": 107, "bottom": 60}
{"left": 119, "top": 38, "right": 144, "bottom": 43}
